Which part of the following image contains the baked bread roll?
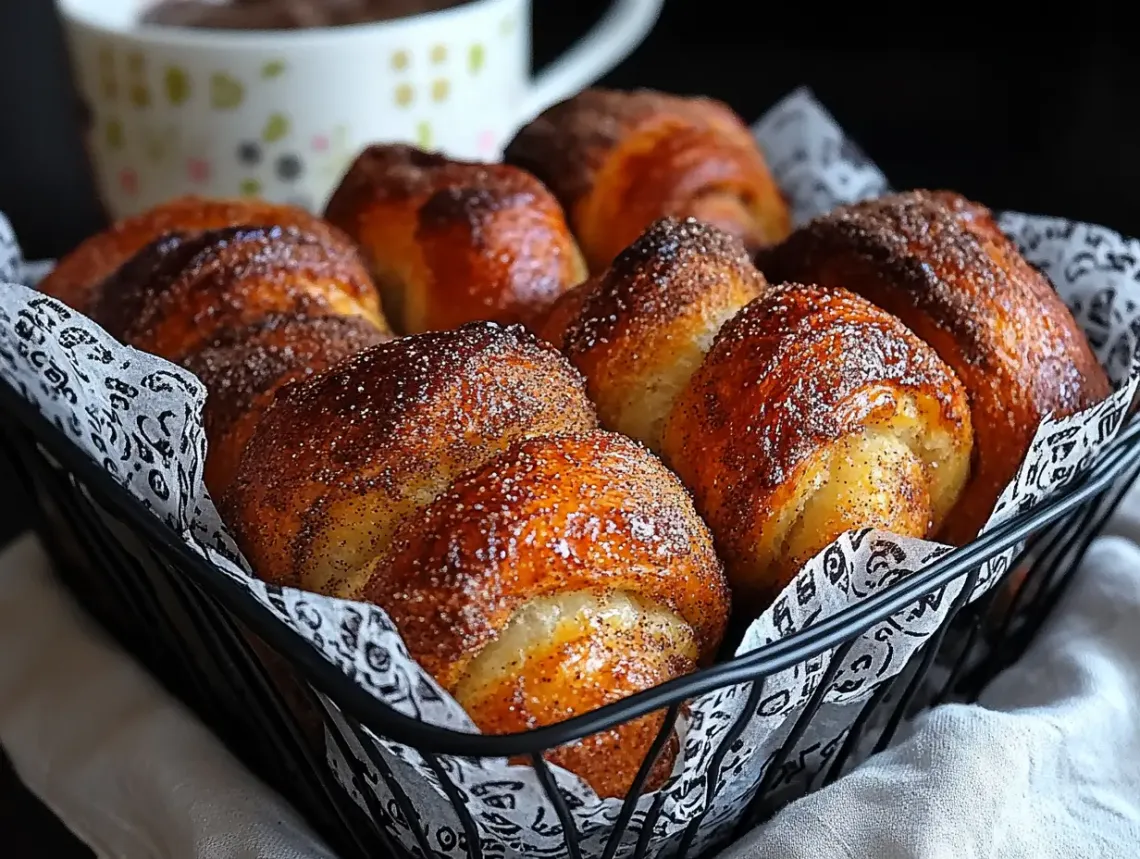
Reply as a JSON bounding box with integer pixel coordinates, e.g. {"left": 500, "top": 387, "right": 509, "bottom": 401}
{"left": 225, "top": 322, "right": 598, "bottom": 596}
{"left": 533, "top": 275, "right": 599, "bottom": 350}
{"left": 561, "top": 218, "right": 767, "bottom": 453}
{"left": 504, "top": 88, "right": 791, "bottom": 273}
{"left": 763, "top": 190, "right": 1112, "bottom": 543}
{"left": 39, "top": 196, "right": 353, "bottom": 314}
{"left": 179, "top": 313, "right": 389, "bottom": 501}
{"left": 361, "top": 430, "right": 729, "bottom": 798}
{"left": 662, "top": 282, "right": 974, "bottom": 607}
{"left": 323, "top": 144, "right": 588, "bottom": 334}
{"left": 90, "top": 225, "right": 387, "bottom": 360}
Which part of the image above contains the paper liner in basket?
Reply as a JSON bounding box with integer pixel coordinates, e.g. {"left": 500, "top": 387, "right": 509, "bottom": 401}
{"left": 1, "top": 87, "right": 1138, "bottom": 859}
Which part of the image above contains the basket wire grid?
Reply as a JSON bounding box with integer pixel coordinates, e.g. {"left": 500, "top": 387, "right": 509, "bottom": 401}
{"left": 2, "top": 367, "right": 1139, "bottom": 859}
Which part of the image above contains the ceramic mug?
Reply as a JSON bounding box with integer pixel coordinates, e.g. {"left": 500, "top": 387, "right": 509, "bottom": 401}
{"left": 56, "top": 0, "right": 663, "bottom": 219}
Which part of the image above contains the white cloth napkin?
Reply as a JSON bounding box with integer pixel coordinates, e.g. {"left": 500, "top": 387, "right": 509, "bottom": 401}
{"left": 720, "top": 495, "right": 1140, "bottom": 858}
{"left": 0, "top": 533, "right": 336, "bottom": 859}
{"left": 3, "top": 485, "right": 1140, "bottom": 859}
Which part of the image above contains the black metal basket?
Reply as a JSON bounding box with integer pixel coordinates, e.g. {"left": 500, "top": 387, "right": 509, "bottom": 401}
{"left": 3, "top": 351, "right": 1139, "bottom": 859}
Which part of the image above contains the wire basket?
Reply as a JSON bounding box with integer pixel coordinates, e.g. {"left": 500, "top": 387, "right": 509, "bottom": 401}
{"left": 5, "top": 86, "right": 1140, "bottom": 858}
{"left": 3, "top": 351, "right": 1139, "bottom": 859}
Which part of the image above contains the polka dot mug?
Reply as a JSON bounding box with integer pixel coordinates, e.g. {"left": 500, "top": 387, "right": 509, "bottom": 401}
{"left": 57, "top": 0, "right": 663, "bottom": 220}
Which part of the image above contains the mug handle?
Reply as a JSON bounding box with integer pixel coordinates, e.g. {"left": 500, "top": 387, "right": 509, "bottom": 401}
{"left": 518, "top": 0, "right": 664, "bottom": 123}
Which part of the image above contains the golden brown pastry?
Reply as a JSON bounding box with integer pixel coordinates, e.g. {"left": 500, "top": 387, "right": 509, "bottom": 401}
{"left": 361, "top": 430, "right": 729, "bottom": 798}
{"left": 39, "top": 196, "right": 355, "bottom": 314}
{"left": 225, "top": 322, "right": 598, "bottom": 596}
{"left": 762, "top": 190, "right": 1112, "bottom": 543}
{"left": 662, "top": 282, "right": 974, "bottom": 608}
{"left": 90, "top": 225, "right": 387, "bottom": 360}
{"left": 323, "top": 144, "right": 588, "bottom": 334}
{"left": 560, "top": 217, "right": 767, "bottom": 453}
{"left": 179, "top": 313, "right": 390, "bottom": 502}
{"left": 533, "top": 275, "right": 599, "bottom": 350}
{"left": 503, "top": 88, "right": 791, "bottom": 273}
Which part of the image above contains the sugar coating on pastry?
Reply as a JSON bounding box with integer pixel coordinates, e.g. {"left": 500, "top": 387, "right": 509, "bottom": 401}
{"left": 225, "top": 321, "right": 598, "bottom": 596}
{"left": 40, "top": 196, "right": 356, "bottom": 314}
{"left": 563, "top": 217, "right": 767, "bottom": 452}
{"left": 179, "top": 312, "right": 390, "bottom": 501}
{"left": 92, "top": 225, "right": 386, "bottom": 359}
{"left": 663, "top": 282, "right": 974, "bottom": 606}
{"left": 363, "top": 429, "right": 728, "bottom": 798}
{"left": 763, "top": 189, "right": 1111, "bottom": 543}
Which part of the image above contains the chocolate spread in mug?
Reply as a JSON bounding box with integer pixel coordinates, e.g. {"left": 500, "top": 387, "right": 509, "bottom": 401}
{"left": 141, "top": 0, "right": 468, "bottom": 29}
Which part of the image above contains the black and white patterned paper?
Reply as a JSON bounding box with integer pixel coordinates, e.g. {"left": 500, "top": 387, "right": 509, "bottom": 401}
{"left": 0, "top": 215, "right": 21, "bottom": 285}
{"left": 1, "top": 87, "right": 1138, "bottom": 858}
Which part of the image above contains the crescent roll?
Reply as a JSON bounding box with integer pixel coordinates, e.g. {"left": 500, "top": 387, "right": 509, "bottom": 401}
{"left": 39, "top": 196, "right": 355, "bottom": 314}
{"left": 362, "top": 430, "right": 729, "bottom": 798}
{"left": 763, "top": 190, "right": 1111, "bottom": 542}
{"left": 662, "top": 282, "right": 974, "bottom": 607}
{"left": 324, "top": 144, "right": 588, "bottom": 334}
{"left": 504, "top": 88, "right": 791, "bottom": 272}
{"left": 225, "top": 322, "right": 598, "bottom": 596}
{"left": 560, "top": 217, "right": 767, "bottom": 453}
{"left": 90, "top": 225, "right": 387, "bottom": 360}
{"left": 179, "top": 313, "right": 389, "bottom": 501}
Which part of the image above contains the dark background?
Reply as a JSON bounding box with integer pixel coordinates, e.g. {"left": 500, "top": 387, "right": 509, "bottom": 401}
{"left": 2, "top": 1, "right": 1138, "bottom": 855}
{"left": 6, "top": 5, "right": 1140, "bottom": 262}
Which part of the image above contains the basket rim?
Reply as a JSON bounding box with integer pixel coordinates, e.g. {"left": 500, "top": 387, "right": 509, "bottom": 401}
{"left": 2, "top": 372, "right": 1137, "bottom": 757}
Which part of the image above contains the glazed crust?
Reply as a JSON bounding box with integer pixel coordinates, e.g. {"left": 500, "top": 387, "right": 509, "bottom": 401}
{"left": 90, "top": 226, "right": 387, "bottom": 360}
{"left": 324, "top": 144, "right": 588, "bottom": 334}
{"left": 662, "top": 283, "right": 974, "bottom": 606}
{"left": 364, "top": 430, "right": 728, "bottom": 798}
{"left": 534, "top": 276, "right": 600, "bottom": 350}
{"left": 39, "top": 196, "right": 355, "bottom": 314}
{"left": 225, "top": 322, "right": 599, "bottom": 595}
{"left": 179, "top": 313, "right": 389, "bottom": 502}
{"left": 563, "top": 218, "right": 768, "bottom": 452}
{"left": 504, "top": 88, "right": 791, "bottom": 272}
{"left": 763, "top": 190, "right": 1112, "bottom": 543}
